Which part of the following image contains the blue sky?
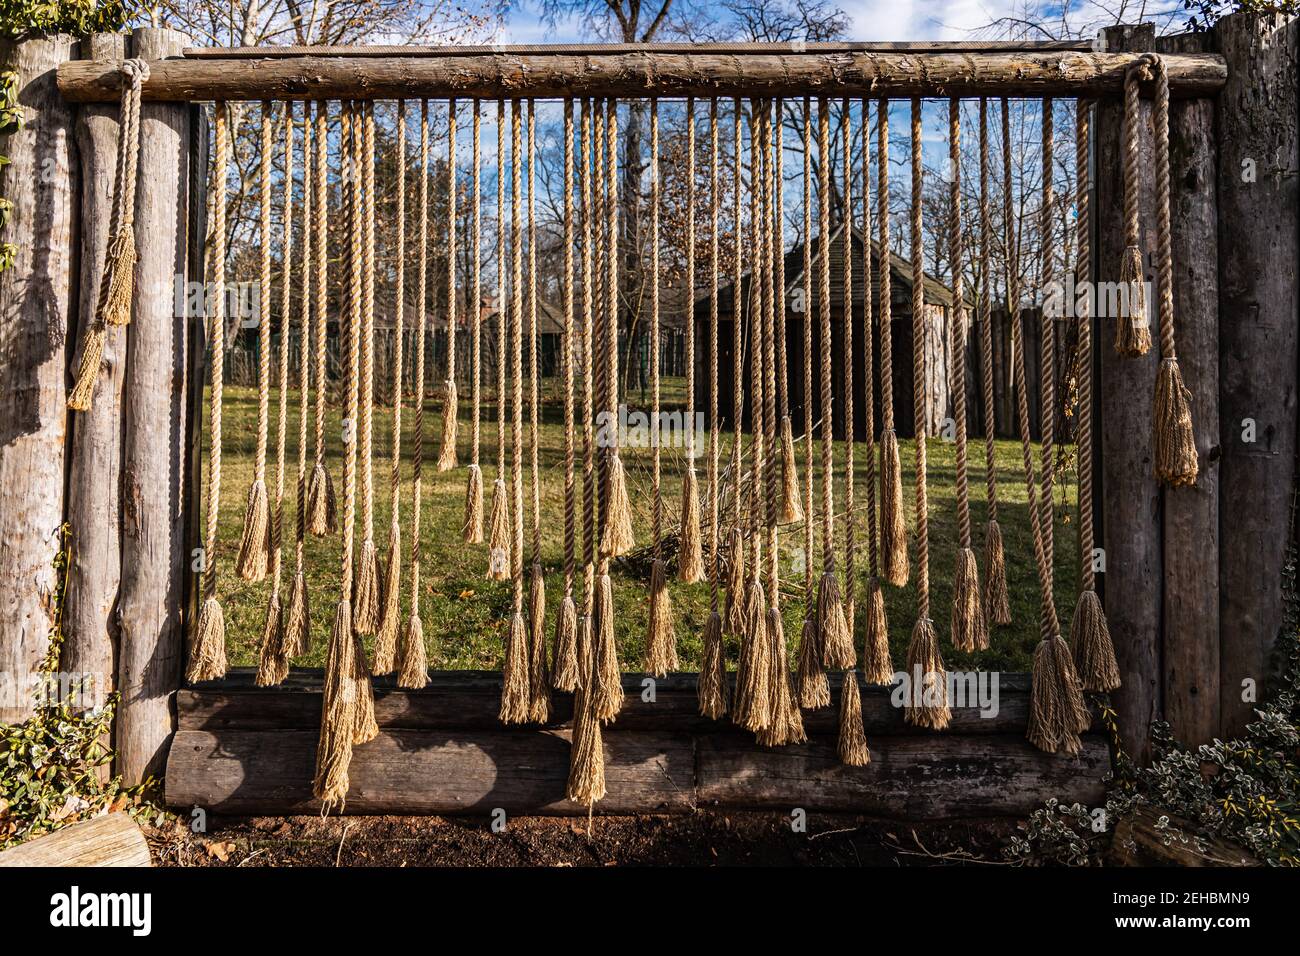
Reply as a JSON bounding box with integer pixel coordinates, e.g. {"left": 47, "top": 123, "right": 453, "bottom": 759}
{"left": 491, "top": 0, "right": 1184, "bottom": 45}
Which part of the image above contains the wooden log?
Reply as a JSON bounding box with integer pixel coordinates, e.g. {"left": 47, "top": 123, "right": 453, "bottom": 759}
{"left": 1109, "top": 807, "right": 1257, "bottom": 866}
{"left": 55, "top": 50, "right": 1229, "bottom": 104}
{"left": 174, "top": 670, "right": 1061, "bottom": 736}
{"left": 696, "top": 734, "right": 1109, "bottom": 817}
{"left": 63, "top": 33, "right": 126, "bottom": 724}
{"left": 1156, "top": 31, "right": 1221, "bottom": 748}
{"left": 166, "top": 729, "right": 698, "bottom": 815}
{"left": 165, "top": 725, "right": 1108, "bottom": 818}
{"left": 0, "top": 34, "right": 78, "bottom": 724}
{"left": 1096, "top": 24, "right": 1162, "bottom": 765}
{"left": 0, "top": 813, "right": 151, "bottom": 867}
{"left": 116, "top": 27, "right": 191, "bottom": 785}
{"left": 1213, "top": 12, "right": 1299, "bottom": 737}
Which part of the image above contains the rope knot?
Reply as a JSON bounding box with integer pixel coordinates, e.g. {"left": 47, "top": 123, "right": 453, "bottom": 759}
{"left": 1126, "top": 52, "right": 1159, "bottom": 86}
{"left": 121, "top": 57, "right": 150, "bottom": 88}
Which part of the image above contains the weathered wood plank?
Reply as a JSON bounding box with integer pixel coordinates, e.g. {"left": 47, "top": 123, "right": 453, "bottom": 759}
{"left": 1157, "top": 31, "right": 1221, "bottom": 748}
{"left": 56, "top": 51, "right": 1228, "bottom": 103}
{"left": 63, "top": 33, "right": 126, "bottom": 725}
{"left": 116, "top": 27, "right": 191, "bottom": 785}
{"left": 0, "top": 813, "right": 151, "bottom": 867}
{"left": 175, "top": 670, "right": 1046, "bottom": 735}
{"left": 696, "top": 734, "right": 1109, "bottom": 817}
{"left": 0, "top": 34, "right": 77, "bottom": 723}
{"left": 1096, "top": 24, "right": 1162, "bottom": 765}
{"left": 166, "top": 729, "right": 697, "bottom": 815}
{"left": 1213, "top": 12, "right": 1299, "bottom": 736}
{"left": 1109, "top": 807, "right": 1257, "bottom": 866}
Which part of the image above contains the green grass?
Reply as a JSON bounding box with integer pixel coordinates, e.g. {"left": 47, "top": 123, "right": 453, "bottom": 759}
{"left": 204, "top": 380, "right": 1078, "bottom": 674}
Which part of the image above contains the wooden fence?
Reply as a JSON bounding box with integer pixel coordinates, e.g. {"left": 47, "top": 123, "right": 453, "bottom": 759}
{"left": 0, "top": 18, "right": 1294, "bottom": 811}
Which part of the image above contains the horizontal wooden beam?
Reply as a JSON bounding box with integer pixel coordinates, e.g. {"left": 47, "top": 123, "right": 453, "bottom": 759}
{"left": 182, "top": 41, "right": 1098, "bottom": 57}
{"left": 167, "top": 671, "right": 1108, "bottom": 817}
{"left": 166, "top": 727, "right": 1108, "bottom": 816}
{"left": 179, "top": 668, "right": 1068, "bottom": 735}
{"left": 57, "top": 50, "right": 1227, "bottom": 103}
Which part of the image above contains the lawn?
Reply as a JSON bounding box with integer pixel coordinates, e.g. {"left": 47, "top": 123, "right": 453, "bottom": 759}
{"left": 202, "top": 380, "right": 1079, "bottom": 674}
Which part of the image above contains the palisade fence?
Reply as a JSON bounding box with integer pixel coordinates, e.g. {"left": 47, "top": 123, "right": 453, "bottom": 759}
{"left": 0, "top": 16, "right": 1294, "bottom": 817}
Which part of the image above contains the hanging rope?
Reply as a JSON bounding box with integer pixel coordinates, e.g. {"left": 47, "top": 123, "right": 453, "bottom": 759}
{"left": 815, "top": 97, "right": 851, "bottom": 676}
{"left": 724, "top": 97, "right": 747, "bottom": 641}
{"left": 1069, "top": 100, "right": 1120, "bottom": 693}
{"left": 566, "top": 102, "right": 604, "bottom": 801}
{"left": 439, "top": 100, "right": 461, "bottom": 473}
{"left": 399, "top": 100, "right": 431, "bottom": 690}
{"left": 500, "top": 98, "right": 532, "bottom": 725}
{"left": 834, "top": 97, "right": 868, "bottom": 765}
{"left": 796, "top": 95, "right": 829, "bottom": 709}
{"left": 599, "top": 97, "right": 635, "bottom": 564}
{"left": 876, "top": 99, "right": 908, "bottom": 588}
{"left": 948, "top": 98, "right": 988, "bottom": 654}
{"left": 352, "top": 101, "right": 381, "bottom": 636}
{"left": 579, "top": 98, "right": 597, "bottom": 683}
{"left": 525, "top": 100, "right": 551, "bottom": 724}
{"left": 487, "top": 100, "right": 512, "bottom": 581}
{"left": 977, "top": 97, "right": 1011, "bottom": 628}
{"left": 1151, "top": 58, "right": 1199, "bottom": 487}
{"left": 186, "top": 101, "right": 231, "bottom": 684}
{"left": 306, "top": 101, "right": 337, "bottom": 538}
{"left": 1007, "top": 98, "right": 1089, "bottom": 756}
{"left": 592, "top": 97, "right": 626, "bottom": 723}
{"left": 256, "top": 101, "right": 295, "bottom": 686}
{"left": 282, "top": 100, "right": 314, "bottom": 664}
{"left": 904, "top": 97, "right": 950, "bottom": 731}
{"left": 646, "top": 99, "right": 678, "bottom": 677}
{"left": 69, "top": 57, "right": 149, "bottom": 410}
{"left": 553, "top": 98, "right": 581, "bottom": 693}
{"left": 774, "top": 99, "right": 802, "bottom": 526}
{"left": 860, "top": 96, "right": 892, "bottom": 686}
{"left": 759, "top": 97, "right": 805, "bottom": 749}
{"left": 675, "top": 96, "right": 706, "bottom": 587}
{"left": 314, "top": 101, "right": 379, "bottom": 811}
{"left": 465, "top": 100, "right": 486, "bottom": 543}
{"left": 825, "top": 96, "right": 857, "bottom": 671}
{"left": 698, "top": 97, "right": 728, "bottom": 719}
{"left": 375, "top": 101, "right": 408, "bottom": 673}
{"left": 1115, "top": 54, "right": 1156, "bottom": 356}
{"left": 235, "top": 101, "right": 276, "bottom": 584}
{"left": 734, "top": 100, "right": 770, "bottom": 734}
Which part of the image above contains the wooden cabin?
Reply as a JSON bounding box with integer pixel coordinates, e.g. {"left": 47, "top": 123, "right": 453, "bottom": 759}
{"left": 693, "top": 222, "right": 960, "bottom": 440}
{"left": 691, "top": 222, "right": 1063, "bottom": 442}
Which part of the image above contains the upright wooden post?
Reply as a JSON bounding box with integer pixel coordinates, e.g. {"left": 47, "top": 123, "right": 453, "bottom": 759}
{"left": 1096, "top": 23, "right": 1162, "bottom": 765}
{"left": 1156, "top": 30, "right": 1221, "bottom": 747}
{"left": 0, "top": 34, "right": 78, "bottom": 724}
{"left": 116, "top": 27, "right": 191, "bottom": 784}
{"left": 1213, "top": 12, "right": 1299, "bottom": 737}
{"left": 64, "top": 32, "right": 127, "bottom": 718}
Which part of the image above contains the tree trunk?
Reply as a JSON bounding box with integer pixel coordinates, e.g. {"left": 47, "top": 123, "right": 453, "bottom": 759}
{"left": 0, "top": 34, "right": 78, "bottom": 723}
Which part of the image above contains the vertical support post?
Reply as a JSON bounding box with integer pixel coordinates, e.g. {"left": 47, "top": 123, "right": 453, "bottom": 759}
{"left": 116, "top": 27, "right": 191, "bottom": 784}
{"left": 1096, "top": 23, "right": 1162, "bottom": 765}
{"left": 1213, "top": 12, "right": 1299, "bottom": 736}
{"left": 1157, "top": 30, "right": 1221, "bottom": 747}
{"left": 0, "top": 34, "right": 78, "bottom": 723}
{"left": 64, "top": 32, "right": 126, "bottom": 720}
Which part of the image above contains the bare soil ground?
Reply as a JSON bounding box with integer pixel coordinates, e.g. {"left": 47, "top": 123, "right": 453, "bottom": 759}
{"left": 147, "top": 811, "right": 1018, "bottom": 867}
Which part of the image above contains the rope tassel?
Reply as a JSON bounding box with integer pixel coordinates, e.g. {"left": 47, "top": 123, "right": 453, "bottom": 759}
{"left": 307, "top": 462, "right": 337, "bottom": 536}
{"left": 984, "top": 519, "right": 1012, "bottom": 626}
{"left": 499, "top": 611, "right": 531, "bottom": 724}
{"left": 566, "top": 684, "right": 606, "bottom": 807}
{"left": 1115, "top": 56, "right": 1156, "bottom": 357}
{"left": 862, "top": 577, "right": 893, "bottom": 684}
{"left": 678, "top": 467, "right": 705, "bottom": 582}
{"left": 757, "top": 607, "right": 805, "bottom": 747}
{"left": 552, "top": 595, "right": 580, "bottom": 691}
{"left": 600, "top": 454, "right": 635, "bottom": 558}
{"left": 235, "top": 481, "right": 271, "bottom": 581}
{"left": 373, "top": 521, "right": 402, "bottom": 674}
{"left": 463, "top": 464, "right": 484, "bottom": 543}
{"left": 818, "top": 570, "right": 853, "bottom": 669}
{"left": 591, "top": 573, "right": 624, "bottom": 721}
{"left": 779, "top": 417, "right": 802, "bottom": 523}
{"left": 645, "top": 559, "right": 678, "bottom": 677}
{"left": 698, "top": 610, "right": 729, "bottom": 718}
{"left": 68, "top": 58, "right": 148, "bottom": 411}
{"left": 528, "top": 562, "right": 551, "bottom": 723}
{"left": 733, "top": 579, "right": 771, "bottom": 732}
{"left": 437, "top": 379, "right": 459, "bottom": 471}
{"left": 796, "top": 614, "right": 830, "bottom": 709}
{"left": 837, "top": 671, "right": 870, "bottom": 766}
